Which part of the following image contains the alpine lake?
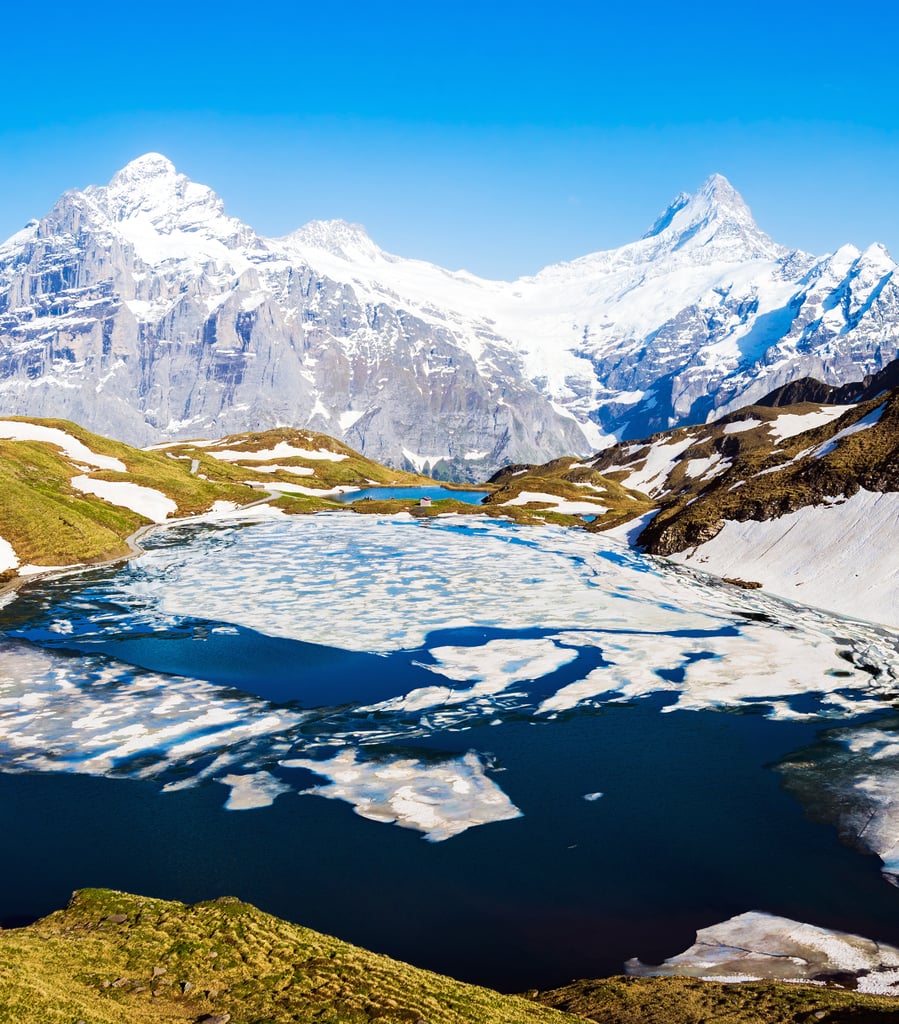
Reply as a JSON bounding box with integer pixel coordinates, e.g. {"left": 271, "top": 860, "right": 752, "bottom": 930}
{"left": 1, "top": 507, "right": 898, "bottom": 992}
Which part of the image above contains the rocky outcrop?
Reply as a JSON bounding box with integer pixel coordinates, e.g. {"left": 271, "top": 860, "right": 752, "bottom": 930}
{"left": 757, "top": 354, "right": 899, "bottom": 408}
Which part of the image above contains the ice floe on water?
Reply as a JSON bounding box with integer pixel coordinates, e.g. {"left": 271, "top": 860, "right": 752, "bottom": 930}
{"left": 0, "top": 637, "right": 303, "bottom": 780}
{"left": 369, "top": 639, "right": 578, "bottom": 713}
{"left": 627, "top": 911, "right": 899, "bottom": 994}
{"left": 281, "top": 749, "right": 522, "bottom": 842}
{"left": 0, "top": 633, "right": 522, "bottom": 840}
{"left": 217, "top": 770, "right": 293, "bottom": 810}
{"left": 95, "top": 513, "right": 734, "bottom": 652}
{"left": 2, "top": 511, "right": 899, "bottom": 843}
{"left": 537, "top": 626, "right": 885, "bottom": 716}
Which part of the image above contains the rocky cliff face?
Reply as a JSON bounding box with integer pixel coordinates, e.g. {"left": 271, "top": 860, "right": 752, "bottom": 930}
{"left": 1, "top": 155, "right": 896, "bottom": 477}
{"left": 0, "top": 155, "right": 588, "bottom": 479}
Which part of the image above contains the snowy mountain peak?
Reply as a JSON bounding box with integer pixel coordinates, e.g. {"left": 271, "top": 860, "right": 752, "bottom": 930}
{"left": 641, "top": 173, "right": 783, "bottom": 263}
{"left": 109, "top": 152, "right": 177, "bottom": 184}
{"left": 281, "top": 219, "right": 384, "bottom": 264}
{"left": 98, "top": 153, "right": 225, "bottom": 226}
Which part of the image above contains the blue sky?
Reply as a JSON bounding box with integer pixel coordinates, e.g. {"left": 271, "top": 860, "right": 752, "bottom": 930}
{"left": 2, "top": 0, "right": 897, "bottom": 277}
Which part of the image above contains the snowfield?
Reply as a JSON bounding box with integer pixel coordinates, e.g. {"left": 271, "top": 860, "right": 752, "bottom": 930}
{"left": 670, "top": 489, "right": 899, "bottom": 628}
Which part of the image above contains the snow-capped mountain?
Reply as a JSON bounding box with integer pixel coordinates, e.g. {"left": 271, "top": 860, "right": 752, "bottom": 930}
{"left": 1, "top": 155, "right": 896, "bottom": 476}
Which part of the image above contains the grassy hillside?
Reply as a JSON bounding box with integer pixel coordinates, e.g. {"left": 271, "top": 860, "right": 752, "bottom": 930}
{"left": 2, "top": 889, "right": 898, "bottom": 1024}
{"left": 532, "top": 974, "right": 899, "bottom": 1023}
{"left": 0, "top": 888, "right": 570, "bottom": 1024}
{"left": 483, "top": 389, "right": 899, "bottom": 554}
{"left": 483, "top": 457, "right": 654, "bottom": 528}
{"left": 0, "top": 420, "right": 432, "bottom": 578}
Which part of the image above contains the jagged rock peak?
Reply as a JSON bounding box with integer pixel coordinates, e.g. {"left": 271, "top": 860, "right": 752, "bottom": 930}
{"left": 282, "top": 218, "right": 384, "bottom": 262}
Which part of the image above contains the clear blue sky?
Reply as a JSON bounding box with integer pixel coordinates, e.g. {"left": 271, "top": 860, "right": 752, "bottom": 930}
{"left": 2, "top": 0, "right": 897, "bottom": 278}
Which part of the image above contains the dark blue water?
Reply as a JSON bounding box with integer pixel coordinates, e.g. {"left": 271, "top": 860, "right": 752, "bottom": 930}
{"left": 4, "top": 519, "right": 899, "bottom": 992}
{"left": 0, "top": 699, "right": 896, "bottom": 991}
{"left": 336, "top": 486, "right": 489, "bottom": 504}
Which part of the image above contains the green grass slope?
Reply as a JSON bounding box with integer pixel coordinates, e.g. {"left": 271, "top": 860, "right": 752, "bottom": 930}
{"left": 532, "top": 974, "right": 899, "bottom": 1023}
{"left": 2, "top": 889, "right": 898, "bottom": 1024}
{"left": 0, "top": 888, "right": 571, "bottom": 1024}
{"left": 482, "top": 457, "right": 654, "bottom": 529}
{"left": 0, "top": 420, "right": 433, "bottom": 578}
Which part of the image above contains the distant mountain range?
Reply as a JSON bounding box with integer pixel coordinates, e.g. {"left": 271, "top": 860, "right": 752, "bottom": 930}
{"left": 1, "top": 155, "right": 896, "bottom": 478}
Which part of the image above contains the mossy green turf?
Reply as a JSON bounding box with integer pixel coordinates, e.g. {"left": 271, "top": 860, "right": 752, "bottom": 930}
{"left": 2, "top": 889, "right": 898, "bottom": 1024}
{"left": 482, "top": 457, "right": 654, "bottom": 528}
{"left": 532, "top": 975, "right": 899, "bottom": 1023}
{"left": 0, "top": 420, "right": 434, "bottom": 574}
{"left": 0, "top": 888, "right": 571, "bottom": 1024}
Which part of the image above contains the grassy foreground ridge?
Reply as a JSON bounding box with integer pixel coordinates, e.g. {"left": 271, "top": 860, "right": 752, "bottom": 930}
{"left": 2, "top": 889, "right": 899, "bottom": 1023}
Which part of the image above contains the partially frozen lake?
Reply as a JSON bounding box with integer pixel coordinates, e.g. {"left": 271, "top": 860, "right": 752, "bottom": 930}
{"left": 1, "top": 511, "right": 899, "bottom": 988}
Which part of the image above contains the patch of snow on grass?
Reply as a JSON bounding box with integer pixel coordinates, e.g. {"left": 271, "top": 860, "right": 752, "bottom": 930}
{"left": 209, "top": 442, "right": 348, "bottom": 461}
{"left": 502, "top": 491, "right": 608, "bottom": 515}
{"left": 606, "top": 436, "right": 695, "bottom": 496}
{"left": 0, "top": 537, "right": 18, "bottom": 573}
{"left": 0, "top": 420, "right": 126, "bottom": 471}
{"left": 721, "top": 419, "right": 762, "bottom": 434}
{"left": 767, "top": 405, "right": 853, "bottom": 441}
{"left": 682, "top": 454, "right": 729, "bottom": 480}
{"left": 71, "top": 476, "right": 177, "bottom": 523}
{"left": 245, "top": 464, "right": 315, "bottom": 475}
{"left": 811, "top": 404, "right": 886, "bottom": 458}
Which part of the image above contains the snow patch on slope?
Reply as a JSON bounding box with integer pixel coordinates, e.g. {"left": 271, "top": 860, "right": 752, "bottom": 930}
{"left": 0, "top": 421, "right": 127, "bottom": 471}
{"left": 768, "top": 405, "right": 854, "bottom": 441}
{"left": 70, "top": 476, "right": 177, "bottom": 522}
{"left": 0, "top": 537, "right": 18, "bottom": 573}
{"left": 670, "top": 490, "right": 899, "bottom": 628}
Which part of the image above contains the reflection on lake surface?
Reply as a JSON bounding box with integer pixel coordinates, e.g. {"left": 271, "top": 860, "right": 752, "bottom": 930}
{"left": 1, "top": 511, "right": 898, "bottom": 989}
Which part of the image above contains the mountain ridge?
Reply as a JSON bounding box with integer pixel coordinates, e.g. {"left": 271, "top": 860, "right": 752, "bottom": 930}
{"left": 1, "top": 156, "right": 896, "bottom": 477}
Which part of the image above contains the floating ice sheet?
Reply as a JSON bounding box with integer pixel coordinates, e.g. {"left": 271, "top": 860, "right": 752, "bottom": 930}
{"left": 0, "top": 637, "right": 303, "bottom": 781}
{"left": 369, "top": 639, "right": 578, "bottom": 713}
{"left": 626, "top": 911, "right": 899, "bottom": 993}
{"left": 282, "top": 749, "right": 521, "bottom": 841}
{"left": 777, "top": 718, "right": 899, "bottom": 882}
{"left": 10, "top": 513, "right": 899, "bottom": 725}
